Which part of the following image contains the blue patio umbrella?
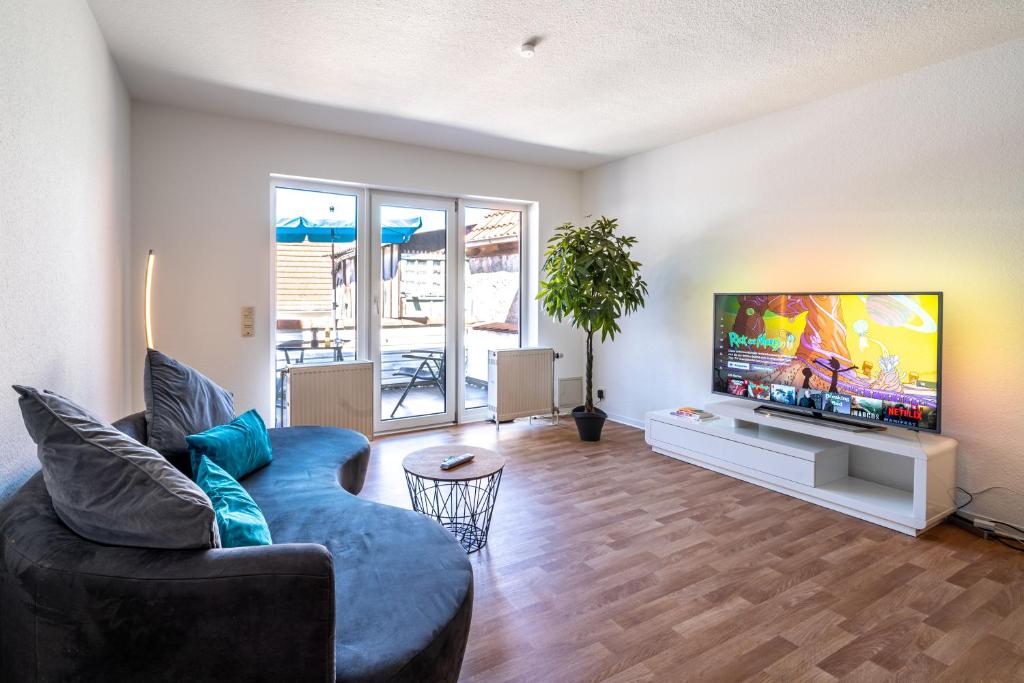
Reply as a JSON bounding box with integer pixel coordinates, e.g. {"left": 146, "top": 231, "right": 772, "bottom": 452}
{"left": 274, "top": 215, "right": 423, "bottom": 338}
{"left": 275, "top": 216, "right": 421, "bottom": 244}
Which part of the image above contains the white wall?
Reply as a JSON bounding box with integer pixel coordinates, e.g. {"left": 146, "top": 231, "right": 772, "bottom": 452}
{"left": 583, "top": 40, "right": 1024, "bottom": 525}
{"left": 0, "top": 0, "right": 131, "bottom": 500}
{"left": 130, "top": 103, "right": 582, "bottom": 419}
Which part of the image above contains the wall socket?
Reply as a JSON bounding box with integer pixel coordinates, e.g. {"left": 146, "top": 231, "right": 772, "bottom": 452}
{"left": 596, "top": 388, "right": 605, "bottom": 400}
{"left": 240, "top": 306, "right": 255, "bottom": 337}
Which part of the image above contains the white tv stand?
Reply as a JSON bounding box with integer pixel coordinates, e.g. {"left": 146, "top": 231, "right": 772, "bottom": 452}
{"left": 645, "top": 400, "right": 957, "bottom": 536}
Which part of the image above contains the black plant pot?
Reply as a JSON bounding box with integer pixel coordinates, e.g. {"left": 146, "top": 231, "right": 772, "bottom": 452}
{"left": 571, "top": 406, "right": 607, "bottom": 442}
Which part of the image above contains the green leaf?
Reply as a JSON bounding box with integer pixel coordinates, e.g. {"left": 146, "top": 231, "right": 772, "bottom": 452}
{"left": 536, "top": 216, "right": 648, "bottom": 401}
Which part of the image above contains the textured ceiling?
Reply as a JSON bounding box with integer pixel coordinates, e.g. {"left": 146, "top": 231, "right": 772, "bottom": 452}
{"left": 87, "top": 0, "right": 1024, "bottom": 169}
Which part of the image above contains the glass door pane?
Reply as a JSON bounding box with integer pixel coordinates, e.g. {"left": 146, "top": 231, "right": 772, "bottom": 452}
{"left": 463, "top": 207, "right": 522, "bottom": 410}
{"left": 273, "top": 186, "right": 357, "bottom": 426}
{"left": 374, "top": 198, "right": 454, "bottom": 427}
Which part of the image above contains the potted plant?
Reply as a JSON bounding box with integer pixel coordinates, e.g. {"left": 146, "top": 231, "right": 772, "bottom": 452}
{"left": 538, "top": 216, "right": 648, "bottom": 441}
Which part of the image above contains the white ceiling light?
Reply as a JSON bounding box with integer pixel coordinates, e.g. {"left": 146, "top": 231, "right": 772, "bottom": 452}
{"left": 519, "top": 41, "right": 536, "bottom": 58}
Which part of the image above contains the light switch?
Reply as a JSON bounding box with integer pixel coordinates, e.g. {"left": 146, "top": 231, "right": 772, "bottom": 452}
{"left": 241, "top": 306, "right": 255, "bottom": 337}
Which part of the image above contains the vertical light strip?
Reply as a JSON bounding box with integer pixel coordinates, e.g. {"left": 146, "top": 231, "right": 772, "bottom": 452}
{"left": 144, "top": 250, "right": 156, "bottom": 349}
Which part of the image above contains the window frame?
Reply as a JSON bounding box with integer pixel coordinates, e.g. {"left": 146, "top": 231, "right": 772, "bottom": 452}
{"left": 269, "top": 175, "right": 533, "bottom": 431}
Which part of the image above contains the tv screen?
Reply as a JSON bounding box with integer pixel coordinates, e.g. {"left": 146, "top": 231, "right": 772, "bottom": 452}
{"left": 712, "top": 293, "right": 942, "bottom": 432}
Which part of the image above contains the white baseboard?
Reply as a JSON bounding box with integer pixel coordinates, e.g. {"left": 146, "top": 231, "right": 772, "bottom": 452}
{"left": 604, "top": 412, "right": 644, "bottom": 429}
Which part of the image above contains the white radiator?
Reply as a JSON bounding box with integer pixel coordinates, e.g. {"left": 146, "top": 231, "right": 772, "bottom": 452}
{"left": 286, "top": 361, "right": 373, "bottom": 438}
{"left": 487, "top": 348, "right": 555, "bottom": 422}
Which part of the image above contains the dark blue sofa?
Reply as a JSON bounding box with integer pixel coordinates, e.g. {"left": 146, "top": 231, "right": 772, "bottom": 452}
{"left": 0, "top": 414, "right": 473, "bottom": 682}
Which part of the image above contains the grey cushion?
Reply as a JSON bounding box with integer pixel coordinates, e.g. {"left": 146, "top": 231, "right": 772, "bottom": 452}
{"left": 144, "top": 349, "right": 234, "bottom": 460}
{"left": 13, "top": 385, "right": 220, "bottom": 549}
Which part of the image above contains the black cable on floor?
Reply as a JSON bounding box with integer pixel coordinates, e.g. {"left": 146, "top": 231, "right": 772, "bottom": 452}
{"left": 951, "top": 512, "right": 1024, "bottom": 554}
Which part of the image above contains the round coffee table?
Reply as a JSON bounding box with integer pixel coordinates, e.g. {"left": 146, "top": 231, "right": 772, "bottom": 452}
{"left": 402, "top": 445, "right": 505, "bottom": 553}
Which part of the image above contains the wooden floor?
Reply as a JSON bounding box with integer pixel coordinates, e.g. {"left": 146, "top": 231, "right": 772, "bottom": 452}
{"left": 364, "top": 419, "right": 1024, "bottom": 682}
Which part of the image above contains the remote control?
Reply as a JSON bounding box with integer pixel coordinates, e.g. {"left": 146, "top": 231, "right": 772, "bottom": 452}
{"left": 440, "top": 453, "right": 475, "bottom": 470}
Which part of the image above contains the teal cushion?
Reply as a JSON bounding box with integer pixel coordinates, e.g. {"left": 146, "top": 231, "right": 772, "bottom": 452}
{"left": 187, "top": 409, "right": 272, "bottom": 480}
{"left": 193, "top": 455, "right": 272, "bottom": 548}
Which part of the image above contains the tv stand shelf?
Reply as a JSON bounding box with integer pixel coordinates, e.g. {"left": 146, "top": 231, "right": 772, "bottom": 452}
{"left": 645, "top": 400, "right": 957, "bottom": 536}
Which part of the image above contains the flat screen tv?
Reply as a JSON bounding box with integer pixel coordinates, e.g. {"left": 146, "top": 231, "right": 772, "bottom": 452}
{"left": 712, "top": 292, "right": 942, "bottom": 433}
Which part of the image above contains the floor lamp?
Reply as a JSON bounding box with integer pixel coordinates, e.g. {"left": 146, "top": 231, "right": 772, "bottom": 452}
{"left": 145, "top": 250, "right": 156, "bottom": 349}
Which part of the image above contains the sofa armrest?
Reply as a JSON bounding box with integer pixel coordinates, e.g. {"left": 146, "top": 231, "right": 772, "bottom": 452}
{"left": 4, "top": 540, "right": 335, "bottom": 682}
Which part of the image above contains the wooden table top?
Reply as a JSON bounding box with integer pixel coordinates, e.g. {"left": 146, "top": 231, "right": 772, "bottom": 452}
{"left": 402, "top": 445, "right": 505, "bottom": 481}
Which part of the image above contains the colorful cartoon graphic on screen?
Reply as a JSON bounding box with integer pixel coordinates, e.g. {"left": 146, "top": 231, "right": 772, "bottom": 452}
{"left": 713, "top": 293, "right": 940, "bottom": 431}
{"left": 749, "top": 382, "right": 772, "bottom": 400}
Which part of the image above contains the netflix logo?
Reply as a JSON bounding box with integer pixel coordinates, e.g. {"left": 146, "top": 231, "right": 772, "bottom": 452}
{"left": 887, "top": 405, "right": 922, "bottom": 421}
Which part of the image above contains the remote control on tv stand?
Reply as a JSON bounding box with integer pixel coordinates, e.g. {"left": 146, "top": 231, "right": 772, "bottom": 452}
{"left": 440, "top": 453, "right": 475, "bottom": 470}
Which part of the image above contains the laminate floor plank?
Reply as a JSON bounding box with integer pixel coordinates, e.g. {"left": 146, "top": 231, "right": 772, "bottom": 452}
{"left": 358, "top": 420, "right": 1024, "bottom": 682}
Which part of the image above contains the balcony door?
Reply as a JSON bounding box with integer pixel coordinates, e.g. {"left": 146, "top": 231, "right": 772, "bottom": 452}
{"left": 273, "top": 180, "right": 524, "bottom": 433}
{"left": 371, "top": 193, "right": 458, "bottom": 432}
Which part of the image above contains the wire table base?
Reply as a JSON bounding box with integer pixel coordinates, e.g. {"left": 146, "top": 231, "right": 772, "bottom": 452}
{"left": 404, "top": 469, "right": 503, "bottom": 553}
